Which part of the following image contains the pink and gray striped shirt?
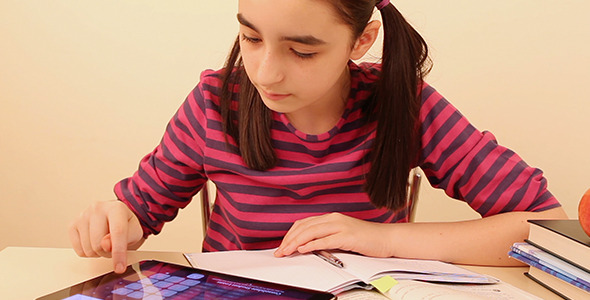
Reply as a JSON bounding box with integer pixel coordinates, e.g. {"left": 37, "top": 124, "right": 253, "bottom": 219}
{"left": 115, "top": 62, "right": 560, "bottom": 251}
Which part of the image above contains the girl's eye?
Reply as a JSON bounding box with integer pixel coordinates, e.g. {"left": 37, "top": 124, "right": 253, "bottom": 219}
{"left": 241, "top": 34, "right": 261, "bottom": 44}
{"left": 291, "top": 49, "right": 316, "bottom": 59}
{"left": 241, "top": 33, "right": 316, "bottom": 59}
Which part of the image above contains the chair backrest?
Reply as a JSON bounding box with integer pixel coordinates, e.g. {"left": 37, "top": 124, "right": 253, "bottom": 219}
{"left": 199, "top": 168, "right": 422, "bottom": 236}
{"left": 407, "top": 168, "right": 422, "bottom": 222}
{"left": 200, "top": 181, "right": 212, "bottom": 236}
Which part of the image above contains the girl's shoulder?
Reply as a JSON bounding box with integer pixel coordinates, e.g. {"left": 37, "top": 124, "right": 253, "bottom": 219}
{"left": 187, "top": 67, "right": 240, "bottom": 109}
{"left": 196, "top": 68, "right": 228, "bottom": 96}
{"left": 351, "top": 61, "right": 381, "bottom": 84}
{"left": 351, "top": 61, "right": 439, "bottom": 102}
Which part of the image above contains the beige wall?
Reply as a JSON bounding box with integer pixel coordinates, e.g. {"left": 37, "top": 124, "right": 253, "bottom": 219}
{"left": 1, "top": 0, "right": 589, "bottom": 252}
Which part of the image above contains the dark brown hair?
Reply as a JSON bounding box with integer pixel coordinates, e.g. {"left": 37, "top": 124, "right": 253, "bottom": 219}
{"left": 220, "top": 0, "right": 431, "bottom": 210}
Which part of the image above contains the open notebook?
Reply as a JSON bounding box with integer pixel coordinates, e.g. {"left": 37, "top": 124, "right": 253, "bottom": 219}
{"left": 184, "top": 249, "right": 497, "bottom": 294}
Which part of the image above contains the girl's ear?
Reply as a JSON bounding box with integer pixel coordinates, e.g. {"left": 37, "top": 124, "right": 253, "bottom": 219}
{"left": 350, "top": 20, "right": 381, "bottom": 60}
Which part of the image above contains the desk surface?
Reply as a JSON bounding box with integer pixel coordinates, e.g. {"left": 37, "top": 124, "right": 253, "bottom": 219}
{"left": 0, "top": 247, "right": 559, "bottom": 300}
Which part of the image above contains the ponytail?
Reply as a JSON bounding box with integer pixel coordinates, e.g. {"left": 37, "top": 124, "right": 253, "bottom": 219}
{"left": 364, "top": 3, "right": 431, "bottom": 210}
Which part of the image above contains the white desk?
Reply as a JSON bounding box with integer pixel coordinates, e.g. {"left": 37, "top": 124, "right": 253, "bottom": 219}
{"left": 0, "top": 247, "right": 560, "bottom": 299}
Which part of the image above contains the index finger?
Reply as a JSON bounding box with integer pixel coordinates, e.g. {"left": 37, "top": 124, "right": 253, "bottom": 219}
{"left": 276, "top": 215, "right": 326, "bottom": 257}
{"left": 107, "top": 207, "right": 129, "bottom": 273}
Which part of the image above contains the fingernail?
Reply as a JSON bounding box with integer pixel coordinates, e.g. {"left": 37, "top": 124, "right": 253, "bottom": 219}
{"left": 115, "top": 263, "right": 125, "bottom": 273}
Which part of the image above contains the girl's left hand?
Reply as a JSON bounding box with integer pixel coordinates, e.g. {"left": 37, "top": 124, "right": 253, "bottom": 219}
{"left": 274, "top": 212, "right": 394, "bottom": 258}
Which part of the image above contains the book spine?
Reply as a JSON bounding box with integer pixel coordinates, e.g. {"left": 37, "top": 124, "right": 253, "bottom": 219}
{"left": 509, "top": 251, "right": 590, "bottom": 292}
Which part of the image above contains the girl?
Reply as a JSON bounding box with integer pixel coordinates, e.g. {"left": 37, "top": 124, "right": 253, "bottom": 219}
{"left": 70, "top": 0, "right": 566, "bottom": 274}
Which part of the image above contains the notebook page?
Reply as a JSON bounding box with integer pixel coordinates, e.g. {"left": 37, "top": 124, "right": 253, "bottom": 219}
{"left": 185, "top": 249, "right": 359, "bottom": 292}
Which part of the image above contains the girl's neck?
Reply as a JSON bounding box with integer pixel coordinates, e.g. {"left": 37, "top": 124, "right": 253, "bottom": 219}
{"left": 284, "top": 67, "right": 351, "bottom": 135}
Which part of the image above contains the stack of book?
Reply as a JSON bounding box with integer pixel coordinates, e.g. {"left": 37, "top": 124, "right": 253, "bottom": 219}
{"left": 509, "top": 219, "right": 590, "bottom": 299}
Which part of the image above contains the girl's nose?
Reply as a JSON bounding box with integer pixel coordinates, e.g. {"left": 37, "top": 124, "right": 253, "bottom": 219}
{"left": 256, "top": 49, "right": 285, "bottom": 86}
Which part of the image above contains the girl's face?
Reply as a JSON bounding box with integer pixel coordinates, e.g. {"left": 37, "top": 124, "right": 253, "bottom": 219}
{"left": 238, "top": 0, "right": 361, "bottom": 127}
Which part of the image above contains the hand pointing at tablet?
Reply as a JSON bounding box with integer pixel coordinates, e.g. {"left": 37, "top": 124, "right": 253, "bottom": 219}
{"left": 69, "top": 200, "right": 145, "bottom": 273}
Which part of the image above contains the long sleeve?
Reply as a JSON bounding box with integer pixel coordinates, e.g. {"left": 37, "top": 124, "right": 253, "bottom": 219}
{"left": 418, "top": 84, "right": 560, "bottom": 217}
{"left": 113, "top": 70, "right": 216, "bottom": 237}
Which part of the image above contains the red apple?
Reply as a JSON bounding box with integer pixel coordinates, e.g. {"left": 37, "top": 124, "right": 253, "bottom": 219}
{"left": 579, "top": 188, "right": 590, "bottom": 237}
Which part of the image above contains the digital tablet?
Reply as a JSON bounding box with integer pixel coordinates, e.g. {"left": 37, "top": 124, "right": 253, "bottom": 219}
{"left": 36, "top": 260, "right": 336, "bottom": 300}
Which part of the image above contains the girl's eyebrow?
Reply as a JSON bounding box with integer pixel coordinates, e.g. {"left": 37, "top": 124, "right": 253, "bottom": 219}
{"left": 237, "top": 13, "right": 326, "bottom": 46}
{"left": 237, "top": 13, "right": 259, "bottom": 32}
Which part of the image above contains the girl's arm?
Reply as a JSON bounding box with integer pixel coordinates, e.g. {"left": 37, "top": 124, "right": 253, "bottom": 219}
{"left": 275, "top": 207, "right": 567, "bottom": 266}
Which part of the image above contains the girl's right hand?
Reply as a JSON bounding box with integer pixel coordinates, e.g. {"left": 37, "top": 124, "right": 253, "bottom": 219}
{"left": 69, "top": 200, "right": 144, "bottom": 273}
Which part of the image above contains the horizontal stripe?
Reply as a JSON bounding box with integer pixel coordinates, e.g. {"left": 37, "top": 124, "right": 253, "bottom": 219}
{"left": 115, "top": 62, "right": 560, "bottom": 250}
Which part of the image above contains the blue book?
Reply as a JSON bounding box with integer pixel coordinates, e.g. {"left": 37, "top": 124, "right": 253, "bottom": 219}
{"left": 508, "top": 251, "right": 590, "bottom": 292}
{"left": 511, "top": 242, "right": 590, "bottom": 286}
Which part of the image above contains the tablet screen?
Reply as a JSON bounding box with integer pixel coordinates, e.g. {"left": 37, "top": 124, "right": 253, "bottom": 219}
{"left": 37, "top": 260, "right": 335, "bottom": 300}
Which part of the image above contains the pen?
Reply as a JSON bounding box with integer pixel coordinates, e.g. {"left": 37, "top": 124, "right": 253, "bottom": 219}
{"left": 312, "top": 250, "right": 344, "bottom": 268}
